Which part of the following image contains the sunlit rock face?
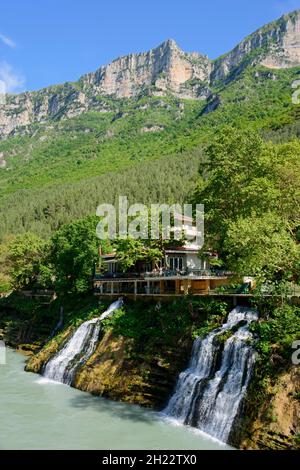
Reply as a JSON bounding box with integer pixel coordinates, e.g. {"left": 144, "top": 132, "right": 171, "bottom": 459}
{"left": 261, "top": 11, "right": 300, "bottom": 68}
{"left": 81, "top": 39, "right": 211, "bottom": 99}
{"left": 211, "top": 10, "right": 300, "bottom": 82}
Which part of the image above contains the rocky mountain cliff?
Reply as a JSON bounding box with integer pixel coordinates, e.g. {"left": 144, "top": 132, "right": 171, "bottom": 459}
{"left": 0, "top": 9, "right": 300, "bottom": 138}
{"left": 80, "top": 39, "right": 211, "bottom": 99}
{"left": 212, "top": 9, "right": 300, "bottom": 82}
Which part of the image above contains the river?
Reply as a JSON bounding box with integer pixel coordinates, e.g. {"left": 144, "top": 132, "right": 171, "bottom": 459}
{"left": 0, "top": 349, "right": 230, "bottom": 450}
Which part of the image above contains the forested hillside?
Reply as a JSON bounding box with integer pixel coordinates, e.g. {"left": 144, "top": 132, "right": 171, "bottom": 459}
{"left": 1, "top": 9, "right": 300, "bottom": 243}
{"left": 1, "top": 65, "right": 300, "bottom": 239}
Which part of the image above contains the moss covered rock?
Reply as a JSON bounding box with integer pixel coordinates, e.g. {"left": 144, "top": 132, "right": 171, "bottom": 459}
{"left": 25, "top": 326, "right": 74, "bottom": 373}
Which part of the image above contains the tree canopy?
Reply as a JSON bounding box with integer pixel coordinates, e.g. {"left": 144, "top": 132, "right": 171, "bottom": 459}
{"left": 49, "top": 217, "right": 110, "bottom": 294}
{"left": 193, "top": 127, "right": 300, "bottom": 281}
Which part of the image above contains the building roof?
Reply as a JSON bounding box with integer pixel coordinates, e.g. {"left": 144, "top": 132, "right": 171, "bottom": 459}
{"left": 165, "top": 246, "right": 199, "bottom": 254}
{"left": 101, "top": 253, "right": 117, "bottom": 259}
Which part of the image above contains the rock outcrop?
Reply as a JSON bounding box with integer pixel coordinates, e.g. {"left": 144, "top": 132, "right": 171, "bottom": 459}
{"left": 81, "top": 39, "right": 211, "bottom": 99}
{"left": 238, "top": 367, "right": 300, "bottom": 450}
{"left": 212, "top": 10, "right": 300, "bottom": 82}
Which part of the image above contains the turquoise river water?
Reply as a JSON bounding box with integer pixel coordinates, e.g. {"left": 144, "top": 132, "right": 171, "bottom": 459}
{"left": 0, "top": 349, "right": 231, "bottom": 450}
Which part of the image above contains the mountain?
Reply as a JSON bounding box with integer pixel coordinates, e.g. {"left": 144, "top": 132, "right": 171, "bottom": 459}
{"left": 1, "top": 9, "right": 300, "bottom": 239}
{"left": 0, "top": 39, "right": 211, "bottom": 139}
{"left": 1, "top": 10, "right": 300, "bottom": 140}
{"left": 212, "top": 9, "right": 300, "bottom": 81}
{"left": 81, "top": 39, "right": 211, "bottom": 99}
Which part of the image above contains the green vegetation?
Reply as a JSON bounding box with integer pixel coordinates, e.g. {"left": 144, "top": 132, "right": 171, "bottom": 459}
{"left": 251, "top": 303, "right": 300, "bottom": 364}
{"left": 0, "top": 217, "right": 110, "bottom": 295}
{"left": 193, "top": 127, "right": 300, "bottom": 283}
{"left": 114, "top": 238, "right": 163, "bottom": 272}
{"left": 0, "top": 96, "right": 202, "bottom": 197}
{"left": 103, "top": 297, "right": 230, "bottom": 344}
{"left": 2, "top": 233, "right": 50, "bottom": 291}
{"left": 1, "top": 66, "right": 300, "bottom": 239}
{"left": 0, "top": 292, "right": 101, "bottom": 348}
{"left": 0, "top": 148, "right": 202, "bottom": 239}
{"left": 48, "top": 217, "right": 111, "bottom": 294}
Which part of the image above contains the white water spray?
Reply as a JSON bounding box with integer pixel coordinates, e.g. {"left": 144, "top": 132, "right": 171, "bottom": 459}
{"left": 43, "top": 299, "right": 123, "bottom": 385}
{"left": 164, "top": 306, "right": 258, "bottom": 443}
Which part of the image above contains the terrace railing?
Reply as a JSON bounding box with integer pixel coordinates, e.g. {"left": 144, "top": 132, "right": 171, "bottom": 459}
{"left": 94, "top": 268, "right": 233, "bottom": 280}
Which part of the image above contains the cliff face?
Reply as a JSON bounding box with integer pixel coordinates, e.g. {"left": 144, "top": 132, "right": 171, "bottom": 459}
{"left": 237, "top": 367, "right": 300, "bottom": 450}
{"left": 0, "top": 84, "right": 91, "bottom": 138}
{"left": 0, "top": 40, "right": 211, "bottom": 139}
{"left": 81, "top": 39, "right": 211, "bottom": 99}
{"left": 212, "top": 10, "right": 300, "bottom": 82}
{"left": 73, "top": 330, "right": 191, "bottom": 408}
{"left": 1, "top": 10, "right": 300, "bottom": 139}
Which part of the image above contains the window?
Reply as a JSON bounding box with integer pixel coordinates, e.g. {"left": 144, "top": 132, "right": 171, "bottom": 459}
{"left": 169, "top": 257, "right": 183, "bottom": 271}
{"left": 107, "top": 262, "right": 116, "bottom": 274}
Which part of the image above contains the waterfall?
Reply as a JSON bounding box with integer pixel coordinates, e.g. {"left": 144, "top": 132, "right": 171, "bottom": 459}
{"left": 43, "top": 298, "right": 123, "bottom": 385}
{"left": 164, "top": 306, "right": 258, "bottom": 443}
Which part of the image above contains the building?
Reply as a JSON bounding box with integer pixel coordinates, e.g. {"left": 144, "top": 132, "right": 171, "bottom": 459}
{"left": 93, "top": 214, "right": 231, "bottom": 298}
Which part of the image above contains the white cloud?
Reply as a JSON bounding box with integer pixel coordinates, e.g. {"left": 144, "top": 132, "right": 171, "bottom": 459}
{"left": 0, "top": 33, "right": 16, "bottom": 49}
{"left": 0, "top": 61, "right": 25, "bottom": 94}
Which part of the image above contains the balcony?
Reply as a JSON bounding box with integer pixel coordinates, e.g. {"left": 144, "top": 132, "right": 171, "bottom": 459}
{"left": 94, "top": 268, "right": 232, "bottom": 281}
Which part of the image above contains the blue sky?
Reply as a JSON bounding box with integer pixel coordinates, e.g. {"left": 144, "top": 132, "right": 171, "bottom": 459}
{"left": 1, "top": 0, "right": 300, "bottom": 93}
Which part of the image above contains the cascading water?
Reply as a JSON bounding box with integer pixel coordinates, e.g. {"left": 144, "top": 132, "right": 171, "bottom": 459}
{"left": 43, "top": 298, "right": 123, "bottom": 385}
{"left": 164, "top": 306, "right": 258, "bottom": 443}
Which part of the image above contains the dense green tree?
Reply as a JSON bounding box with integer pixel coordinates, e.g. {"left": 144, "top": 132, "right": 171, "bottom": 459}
{"left": 224, "top": 213, "right": 300, "bottom": 281}
{"left": 193, "top": 127, "right": 300, "bottom": 281}
{"left": 272, "top": 141, "right": 300, "bottom": 231}
{"left": 0, "top": 235, "right": 14, "bottom": 292}
{"left": 49, "top": 217, "right": 110, "bottom": 294}
{"left": 114, "top": 238, "right": 163, "bottom": 272}
{"left": 4, "top": 233, "right": 49, "bottom": 290}
{"left": 193, "top": 127, "right": 279, "bottom": 249}
{"left": 0, "top": 149, "right": 202, "bottom": 240}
